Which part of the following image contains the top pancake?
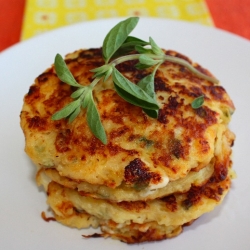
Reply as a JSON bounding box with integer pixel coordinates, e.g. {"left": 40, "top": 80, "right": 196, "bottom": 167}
{"left": 20, "top": 48, "right": 235, "bottom": 189}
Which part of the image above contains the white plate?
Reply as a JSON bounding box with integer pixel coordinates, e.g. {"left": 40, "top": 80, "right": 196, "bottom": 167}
{"left": 1, "top": 18, "right": 250, "bottom": 250}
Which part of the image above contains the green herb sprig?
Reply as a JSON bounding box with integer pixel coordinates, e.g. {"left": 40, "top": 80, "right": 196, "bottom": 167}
{"left": 52, "top": 17, "right": 218, "bottom": 144}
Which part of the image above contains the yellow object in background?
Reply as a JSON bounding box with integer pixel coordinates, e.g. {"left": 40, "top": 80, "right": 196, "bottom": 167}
{"left": 21, "top": 0, "right": 213, "bottom": 40}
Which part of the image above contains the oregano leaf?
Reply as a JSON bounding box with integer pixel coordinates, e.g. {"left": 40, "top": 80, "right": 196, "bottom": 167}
{"left": 71, "top": 88, "right": 85, "bottom": 99}
{"left": 135, "top": 62, "right": 152, "bottom": 70}
{"left": 114, "top": 83, "right": 157, "bottom": 111}
{"left": 102, "top": 17, "right": 139, "bottom": 63}
{"left": 135, "top": 45, "right": 153, "bottom": 54}
{"left": 68, "top": 106, "right": 81, "bottom": 123}
{"left": 138, "top": 54, "right": 161, "bottom": 66}
{"left": 52, "top": 99, "right": 81, "bottom": 120}
{"left": 191, "top": 95, "right": 204, "bottom": 109}
{"left": 112, "top": 68, "right": 159, "bottom": 110}
{"left": 54, "top": 54, "right": 82, "bottom": 88}
{"left": 137, "top": 73, "right": 155, "bottom": 98}
{"left": 149, "top": 37, "right": 164, "bottom": 56}
{"left": 86, "top": 92, "right": 107, "bottom": 144}
{"left": 112, "top": 36, "right": 149, "bottom": 58}
{"left": 137, "top": 73, "right": 158, "bottom": 118}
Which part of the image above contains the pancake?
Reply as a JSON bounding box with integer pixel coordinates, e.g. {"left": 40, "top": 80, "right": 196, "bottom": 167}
{"left": 20, "top": 48, "right": 234, "bottom": 187}
{"left": 20, "top": 47, "right": 235, "bottom": 243}
{"left": 36, "top": 141, "right": 234, "bottom": 243}
{"left": 37, "top": 162, "right": 214, "bottom": 202}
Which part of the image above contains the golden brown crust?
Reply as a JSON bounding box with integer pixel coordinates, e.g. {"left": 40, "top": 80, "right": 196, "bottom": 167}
{"left": 20, "top": 48, "right": 235, "bottom": 188}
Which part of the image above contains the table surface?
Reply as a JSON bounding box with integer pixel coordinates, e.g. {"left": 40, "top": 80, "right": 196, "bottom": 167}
{"left": 1, "top": 0, "right": 250, "bottom": 52}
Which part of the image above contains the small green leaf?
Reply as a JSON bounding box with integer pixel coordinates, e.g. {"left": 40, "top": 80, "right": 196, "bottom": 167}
{"left": 149, "top": 37, "right": 164, "bottom": 56}
{"left": 135, "top": 62, "right": 152, "bottom": 70}
{"left": 81, "top": 88, "right": 91, "bottom": 108}
{"left": 82, "top": 99, "right": 88, "bottom": 109}
{"left": 112, "top": 68, "right": 159, "bottom": 110}
{"left": 102, "top": 17, "right": 139, "bottom": 63}
{"left": 191, "top": 95, "right": 204, "bottom": 109}
{"left": 71, "top": 88, "right": 85, "bottom": 99}
{"left": 103, "top": 66, "right": 113, "bottom": 82}
{"left": 114, "top": 84, "right": 155, "bottom": 111}
{"left": 135, "top": 45, "right": 153, "bottom": 54}
{"left": 114, "top": 80, "right": 159, "bottom": 113}
{"left": 138, "top": 54, "right": 161, "bottom": 66}
{"left": 112, "top": 36, "right": 149, "bottom": 57}
{"left": 137, "top": 73, "right": 158, "bottom": 118}
{"left": 91, "top": 65, "right": 113, "bottom": 82}
{"left": 68, "top": 106, "right": 81, "bottom": 123}
{"left": 137, "top": 73, "right": 155, "bottom": 98}
{"left": 125, "top": 36, "right": 149, "bottom": 45}
{"left": 90, "top": 64, "right": 109, "bottom": 76}
{"left": 52, "top": 99, "right": 80, "bottom": 120}
{"left": 90, "top": 64, "right": 109, "bottom": 73}
{"left": 86, "top": 92, "right": 107, "bottom": 144}
{"left": 54, "top": 54, "right": 82, "bottom": 88}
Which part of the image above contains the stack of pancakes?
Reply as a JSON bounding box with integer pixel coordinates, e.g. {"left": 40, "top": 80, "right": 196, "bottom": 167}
{"left": 20, "top": 48, "right": 235, "bottom": 243}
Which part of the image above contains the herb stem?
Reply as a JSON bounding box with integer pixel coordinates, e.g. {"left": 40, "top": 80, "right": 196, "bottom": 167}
{"left": 109, "top": 53, "right": 219, "bottom": 84}
{"left": 110, "top": 54, "right": 142, "bottom": 65}
{"left": 110, "top": 53, "right": 163, "bottom": 66}
{"left": 89, "top": 76, "right": 102, "bottom": 88}
{"left": 152, "top": 61, "right": 162, "bottom": 75}
{"left": 162, "top": 55, "right": 219, "bottom": 84}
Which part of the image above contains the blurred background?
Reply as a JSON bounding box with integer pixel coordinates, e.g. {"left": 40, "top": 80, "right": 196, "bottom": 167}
{"left": 1, "top": 0, "right": 250, "bottom": 52}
